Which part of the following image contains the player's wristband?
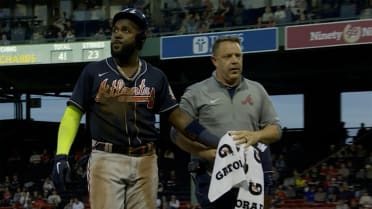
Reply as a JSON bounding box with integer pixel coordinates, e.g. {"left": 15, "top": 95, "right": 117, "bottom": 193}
{"left": 184, "top": 119, "right": 219, "bottom": 147}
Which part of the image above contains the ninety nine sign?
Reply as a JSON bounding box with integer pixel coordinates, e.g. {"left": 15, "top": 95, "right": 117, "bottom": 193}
{"left": 160, "top": 28, "right": 278, "bottom": 60}
{"left": 285, "top": 19, "right": 372, "bottom": 50}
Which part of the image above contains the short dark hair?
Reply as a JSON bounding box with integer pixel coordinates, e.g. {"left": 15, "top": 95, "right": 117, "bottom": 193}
{"left": 212, "top": 36, "right": 241, "bottom": 55}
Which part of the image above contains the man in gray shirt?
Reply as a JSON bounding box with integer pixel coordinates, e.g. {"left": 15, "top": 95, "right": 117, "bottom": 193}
{"left": 171, "top": 36, "right": 281, "bottom": 209}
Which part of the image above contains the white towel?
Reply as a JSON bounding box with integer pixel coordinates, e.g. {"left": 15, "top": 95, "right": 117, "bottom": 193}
{"left": 208, "top": 133, "right": 264, "bottom": 209}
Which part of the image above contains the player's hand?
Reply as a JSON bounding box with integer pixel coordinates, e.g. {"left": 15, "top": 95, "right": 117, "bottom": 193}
{"left": 229, "top": 130, "right": 261, "bottom": 147}
{"left": 51, "top": 154, "right": 71, "bottom": 193}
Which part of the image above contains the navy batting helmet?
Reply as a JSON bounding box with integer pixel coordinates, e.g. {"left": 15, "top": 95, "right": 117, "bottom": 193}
{"left": 112, "top": 8, "right": 148, "bottom": 31}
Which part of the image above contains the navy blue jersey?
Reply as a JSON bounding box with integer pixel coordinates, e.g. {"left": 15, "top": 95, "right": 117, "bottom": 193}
{"left": 68, "top": 57, "right": 178, "bottom": 146}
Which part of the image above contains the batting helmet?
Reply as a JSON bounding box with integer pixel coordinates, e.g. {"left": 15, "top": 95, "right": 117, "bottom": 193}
{"left": 112, "top": 8, "right": 148, "bottom": 31}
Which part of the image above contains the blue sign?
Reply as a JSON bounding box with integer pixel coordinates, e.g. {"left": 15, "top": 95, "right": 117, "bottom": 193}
{"left": 160, "top": 28, "right": 278, "bottom": 60}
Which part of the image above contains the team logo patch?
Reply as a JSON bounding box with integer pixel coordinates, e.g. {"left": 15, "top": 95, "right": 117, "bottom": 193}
{"left": 241, "top": 95, "right": 253, "bottom": 105}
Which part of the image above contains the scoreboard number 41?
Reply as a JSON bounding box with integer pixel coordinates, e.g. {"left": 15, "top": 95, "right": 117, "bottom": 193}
{"left": 51, "top": 50, "right": 72, "bottom": 62}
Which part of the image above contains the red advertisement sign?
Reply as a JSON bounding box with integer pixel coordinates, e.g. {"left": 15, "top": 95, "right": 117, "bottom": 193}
{"left": 285, "top": 19, "right": 372, "bottom": 50}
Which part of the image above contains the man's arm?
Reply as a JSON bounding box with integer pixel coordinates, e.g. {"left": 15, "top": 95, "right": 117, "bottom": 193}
{"left": 229, "top": 124, "right": 282, "bottom": 147}
{"left": 167, "top": 107, "right": 219, "bottom": 148}
{"left": 170, "top": 127, "right": 216, "bottom": 161}
{"left": 52, "top": 104, "right": 83, "bottom": 192}
{"left": 56, "top": 105, "right": 83, "bottom": 154}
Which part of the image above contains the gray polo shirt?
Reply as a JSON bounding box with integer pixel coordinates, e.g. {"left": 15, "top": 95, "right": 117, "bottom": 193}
{"left": 180, "top": 72, "right": 280, "bottom": 138}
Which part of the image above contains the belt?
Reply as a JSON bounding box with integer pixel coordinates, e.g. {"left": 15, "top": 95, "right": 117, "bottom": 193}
{"left": 93, "top": 142, "right": 155, "bottom": 157}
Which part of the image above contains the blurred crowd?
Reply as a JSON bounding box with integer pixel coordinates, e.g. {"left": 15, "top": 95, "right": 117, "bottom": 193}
{"left": 0, "top": 143, "right": 192, "bottom": 209}
{"left": 1, "top": 0, "right": 372, "bottom": 45}
{"left": 270, "top": 126, "right": 372, "bottom": 209}
{"left": 0, "top": 125, "right": 371, "bottom": 209}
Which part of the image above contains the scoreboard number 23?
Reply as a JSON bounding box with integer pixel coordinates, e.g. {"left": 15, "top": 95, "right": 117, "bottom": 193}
{"left": 83, "top": 49, "right": 102, "bottom": 60}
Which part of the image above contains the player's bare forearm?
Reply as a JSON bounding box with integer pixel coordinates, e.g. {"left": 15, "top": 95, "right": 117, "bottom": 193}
{"left": 254, "top": 124, "right": 282, "bottom": 144}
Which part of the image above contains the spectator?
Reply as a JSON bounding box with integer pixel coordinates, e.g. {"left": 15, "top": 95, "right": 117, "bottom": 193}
{"left": 274, "top": 5, "right": 290, "bottom": 24}
{"left": 10, "top": 175, "right": 21, "bottom": 192}
{"left": 197, "top": 21, "right": 209, "bottom": 33}
{"left": 1, "top": 186, "right": 12, "bottom": 206}
{"left": 64, "top": 29, "right": 76, "bottom": 42}
{"left": 30, "top": 30, "right": 46, "bottom": 43}
{"left": 336, "top": 199, "right": 350, "bottom": 209}
{"left": 283, "top": 170, "right": 296, "bottom": 188}
{"left": 233, "top": 0, "right": 244, "bottom": 25}
{"left": 294, "top": 174, "right": 307, "bottom": 197}
{"left": 356, "top": 122, "right": 368, "bottom": 140}
{"left": 349, "top": 197, "right": 359, "bottom": 209}
{"left": 338, "top": 163, "right": 351, "bottom": 181}
{"left": 364, "top": 164, "right": 372, "bottom": 186}
{"left": 274, "top": 154, "right": 287, "bottom": 177}
{"left": 52, "top": 15, "right": 66, "bottom": 32}
{"left": 42, "top": 177, "right": 55, "bottom": 193}
{"left": 166, "top": 169, "right": 177, "bottom": 188}
{"left": 19, "top": 190, "right": 29, "bottom": 208}
{"left": 219, "top": 0, "right": 235, "bottom": 27}
{"left": 285, "top": 185, "right": 297, "bottom": 199}
{"left": 202, "top": 0, "right": 215, "bottom": 15}
{"left": 10, "top": 22, "right": 26, "bottom": 42}
{"left": 337, "top": 185, "right": 354, "bottom": 203}
{"left": 29, "top": 150, "right": 41, "bottom": 165}
{"left": 40, "top": 149, "right": 51, "bottom": 165}
{"left": 303, "top": 186, "right": 315, "bottom": 204}
{"left": 314, "top": 186, "right": 327, "bottom": 203}
{"left": 72, "top": 197, "right": 84, "bottom": 209}
{"left": 55, "top": 31, "right": 64, "bottom": 42}
{"left": 32, "top": 194, "right": 48, "bottom": 209}
{"left": 359, "top": 190, "right": 372, "bottom": 208}
{"left": 261, "top": 6, "right": 275, "bottom": 25}
{"left": 327, "top": 186, "right": 338, "bottom": 203}
{"left": 47, "top": 190, "right": 62, "bottom": 208}
{"left": 169, "top": 194, "right": 180, "bottom": 209}
{"left": 0, "top": 33, "right": 10, "bottom": 45}
{"left": 92, "top": 27, "right": 106, "bottom": 40}
{"left": 12, "top": 187, "right": 23, "bottom": 205}
{"left": 272, "top": 185, "right": 287, "bottom": 207}
{"left": 160, "top": 195, "right": 169, "bottom": 209}
{"left": 64, "top": 198, "right": 74, "bottom": 209}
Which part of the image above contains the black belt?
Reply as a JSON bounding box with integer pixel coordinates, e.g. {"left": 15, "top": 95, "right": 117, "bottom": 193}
{"left": 93, "top": 142, "right": 155, "bottom": 157}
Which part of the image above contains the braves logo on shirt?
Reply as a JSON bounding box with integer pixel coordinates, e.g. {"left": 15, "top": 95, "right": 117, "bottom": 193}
{"left": 95, "top": 78, "right": 155, "bottom": 108}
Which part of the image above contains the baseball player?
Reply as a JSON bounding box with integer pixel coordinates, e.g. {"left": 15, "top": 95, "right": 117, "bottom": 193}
{"left": 170, "top": 37, "right": 282, "bottom": 209}
{"left": 51, "top": 8, "right": 219, "bottom": 209}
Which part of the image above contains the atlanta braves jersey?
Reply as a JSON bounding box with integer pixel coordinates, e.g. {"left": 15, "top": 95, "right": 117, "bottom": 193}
{"left": 68, "top": 57, "right": 178, "bottom": 146}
